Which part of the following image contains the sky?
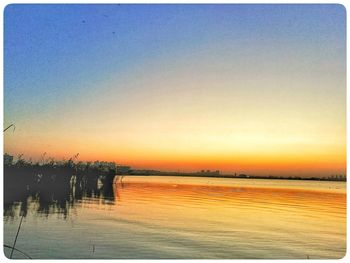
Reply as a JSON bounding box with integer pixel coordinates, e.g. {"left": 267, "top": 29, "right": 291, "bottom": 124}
{"left": 4, "top": 4, "right": 346, "bottom": 176}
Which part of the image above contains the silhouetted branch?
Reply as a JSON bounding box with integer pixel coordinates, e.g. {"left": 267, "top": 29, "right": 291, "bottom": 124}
{"left": 3, "top": 124, "right": 15, "bottom": 133}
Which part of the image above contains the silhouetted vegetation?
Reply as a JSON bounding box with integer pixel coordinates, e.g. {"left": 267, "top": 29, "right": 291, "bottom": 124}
{"left": 4, "top": 155, "right": 117, "bottom": 219}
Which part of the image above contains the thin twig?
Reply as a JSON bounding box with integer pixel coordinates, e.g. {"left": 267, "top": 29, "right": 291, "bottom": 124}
{"left": 10, "top": 215, "right": 24, "bottom": 259}
{"left": 3, "top": 124, "right": 15, "bottom": 132}
{"left": 4, "top": 244, "right": 32, "bottom": 259}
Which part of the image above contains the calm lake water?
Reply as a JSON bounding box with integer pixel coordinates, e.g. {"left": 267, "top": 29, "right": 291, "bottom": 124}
{"left": 3, "top": 176, "right": 346, "bottom": 259}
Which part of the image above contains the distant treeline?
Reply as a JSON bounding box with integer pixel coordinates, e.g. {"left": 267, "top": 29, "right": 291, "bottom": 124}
{"left": 4, "top": 156, "right": 116, "bottom": 185}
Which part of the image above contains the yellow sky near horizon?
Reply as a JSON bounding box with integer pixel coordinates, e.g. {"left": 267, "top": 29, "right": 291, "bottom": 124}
{"left": 4, "top": 51, "right": 346, "bottom": 176}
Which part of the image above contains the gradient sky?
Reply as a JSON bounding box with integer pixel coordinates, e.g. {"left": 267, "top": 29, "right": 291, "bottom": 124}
{"left": 4, "top": 4, "right": 346, "bottom": 176}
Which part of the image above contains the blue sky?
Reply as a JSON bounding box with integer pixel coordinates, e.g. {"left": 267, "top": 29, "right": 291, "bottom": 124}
{"left": 4, "top": 4, "right": 345, "bottom": 120}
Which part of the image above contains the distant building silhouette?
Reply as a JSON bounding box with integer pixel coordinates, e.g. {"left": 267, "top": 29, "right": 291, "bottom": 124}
{"left": 197, "top": 170, "right": 220, "bottom": 176}
{"left": 116, "top": 165, "right": 131, "bottom": 174}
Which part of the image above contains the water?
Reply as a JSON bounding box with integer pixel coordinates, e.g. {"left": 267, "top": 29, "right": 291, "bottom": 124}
{"left": 3, "top": 176, "right": 346, "bottom": 259}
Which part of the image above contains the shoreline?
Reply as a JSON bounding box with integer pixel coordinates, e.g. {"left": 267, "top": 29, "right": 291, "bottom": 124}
{"left": 116, "top": 173, "right": 347, "bottom": 182}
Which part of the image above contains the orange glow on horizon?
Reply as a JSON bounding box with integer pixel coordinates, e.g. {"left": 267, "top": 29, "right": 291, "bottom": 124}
{"left": 4, "top": 132, "right": 345, "bottom": 176}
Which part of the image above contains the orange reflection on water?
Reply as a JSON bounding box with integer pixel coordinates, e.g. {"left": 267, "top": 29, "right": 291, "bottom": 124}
{"left": 81, "top": 176, "right": 346, "bottom": 259}
{"left": 114, "top": 177, "right": 344, "bottom": 234}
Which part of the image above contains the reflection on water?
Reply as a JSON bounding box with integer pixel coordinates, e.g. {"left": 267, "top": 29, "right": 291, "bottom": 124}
{"left": 4, "top": 176, "right": 115, "bottom": 220}
{"left": 3, "top": 176, "right": 346, "bottom": 259}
